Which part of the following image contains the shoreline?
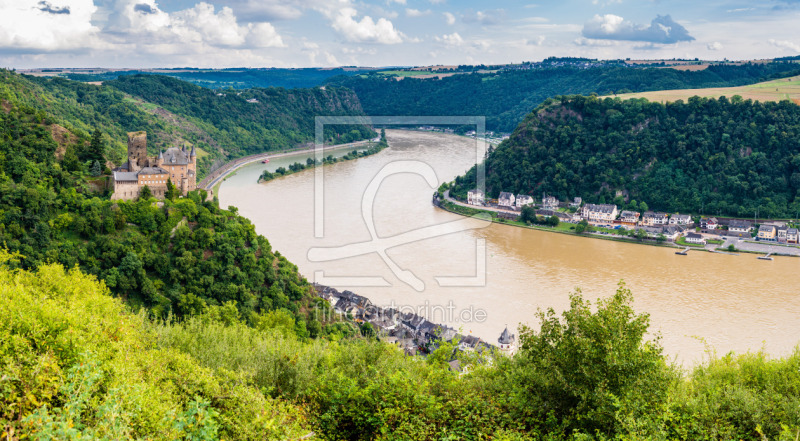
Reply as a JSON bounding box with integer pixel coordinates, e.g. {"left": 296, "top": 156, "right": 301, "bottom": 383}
{"left": 199, "top": 138, "right": 375, "bottom": 192}
{"left": 434, "top": 193, "right": 800, "bottom": 258}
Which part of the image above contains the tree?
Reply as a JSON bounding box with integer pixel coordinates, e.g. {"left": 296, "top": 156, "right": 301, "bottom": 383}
{"left": 89, "top": 160, "right": 102, "bottom": 177}
{"left": 62, "top": 145, "right": 81, "bottom": 172}
{"left": 139, "top": 185, "right": 152, "bottom": 200}
{"left": 639, "top": 201, "right": 649, "bottom": 213}
{"left": 520, "top": 205, "right": 537, "bottom": 224}
{"left": 165, "top": 178, "right": 179, "bottom": 200}
{"left": 508, "top": 283, "right": 676, "bottom": 436}
{"left": 87, "top": 128, "right": 105, "bottom": 163}
{"left": 575, "top": 219, "right": 589, "bottom": 234}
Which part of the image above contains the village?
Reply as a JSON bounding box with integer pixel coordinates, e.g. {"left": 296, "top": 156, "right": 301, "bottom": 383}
{"left": 457, "top": 188, "right": 800, "bottom": 258}
{"left": 313, "top": 284, "right": 516, "bottom": 369}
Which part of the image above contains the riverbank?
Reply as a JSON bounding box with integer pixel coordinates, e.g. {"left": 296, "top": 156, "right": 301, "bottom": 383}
{"left": 436, "top": 191, "right": 800, "bottom": 258}
{"left": 435, "top": 191, "right": 688, "bottom": 252}
{"left": 257, "top": 136, "right": 388, "bottom": 184}
{"left": 199, "top": 138, "right": 377, "bottom": 192}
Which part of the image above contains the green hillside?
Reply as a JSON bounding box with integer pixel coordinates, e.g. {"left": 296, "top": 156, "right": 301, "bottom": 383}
{"left": 328, "top": 62, "right": 800, "bottom": 133}
{"left": 0, "top": 70, "right": 373, "bottom": 178}
{"left": 452, "top": 94, "right": 800, "bottom": 218}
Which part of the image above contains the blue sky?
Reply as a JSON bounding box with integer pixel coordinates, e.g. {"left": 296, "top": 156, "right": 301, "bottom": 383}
{"left": 0, "top": 0, "right": 798, "bottom": 68}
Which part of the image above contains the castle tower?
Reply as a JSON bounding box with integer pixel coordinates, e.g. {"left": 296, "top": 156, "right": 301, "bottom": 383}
{"left": 498, "top": 325, "right": 516, "bottom": 356}
{"left": 190, "top": 146, "right": 197, "bottom": 172}
{"left": 127, "top": 131, "right": 147, "bottom": 172}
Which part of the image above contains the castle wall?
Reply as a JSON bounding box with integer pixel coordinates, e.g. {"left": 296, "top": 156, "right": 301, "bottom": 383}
{"left": 111, "top": 181, "right": 140, "bottom": 201}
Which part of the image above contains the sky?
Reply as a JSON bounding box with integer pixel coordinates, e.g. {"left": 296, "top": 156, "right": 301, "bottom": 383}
{"left": 1, "top": 0, "right": 799, "bottom": 68}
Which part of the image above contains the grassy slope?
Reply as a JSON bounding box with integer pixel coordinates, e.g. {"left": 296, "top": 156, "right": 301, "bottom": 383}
{"left": 611, "top": 74, "right": 800, "bottom": 104}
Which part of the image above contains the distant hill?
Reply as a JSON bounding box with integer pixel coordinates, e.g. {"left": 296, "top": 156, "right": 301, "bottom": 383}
{"left": 452, "top": 94, "right": 800, "bottom": 219}
{"left": 327, "top": 62, "right": 800, "bottom": 133}
{"left": 61, "top": 67, "right": 374, "bottom": 89}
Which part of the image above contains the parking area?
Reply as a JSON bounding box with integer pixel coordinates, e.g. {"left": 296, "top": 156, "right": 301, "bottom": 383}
{"left": 721, "top": 236, "right": 800, "bottom": 257}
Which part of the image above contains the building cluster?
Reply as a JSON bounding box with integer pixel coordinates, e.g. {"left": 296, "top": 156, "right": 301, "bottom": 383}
{"left": 111, "top": 131, "right": 197, "bottom": 201}
{"left": 463, "top": 191, "right": 800, "bottom": 245}
{"left": 314, "top": 284, "right": 516, "bottom": 358}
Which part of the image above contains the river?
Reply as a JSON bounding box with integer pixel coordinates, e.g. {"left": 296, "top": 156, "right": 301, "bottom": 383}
{"left": 219, "top": 129, "right": 800, "bottom": 366}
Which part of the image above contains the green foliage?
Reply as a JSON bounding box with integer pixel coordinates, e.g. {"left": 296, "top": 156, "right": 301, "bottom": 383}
{"left": 0, "top": 253, "right": 308, "bottom": 440}
{"left": 506, "top": 282, "right": 677, "bottom": 436}
{"left": 455, "top": 94, "right": 800, "bottom": 218}
{"left": 328, "top": 63, "right": 800, "bottom": 132}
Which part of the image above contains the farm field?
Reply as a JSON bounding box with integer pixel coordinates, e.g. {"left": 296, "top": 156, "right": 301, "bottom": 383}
{"left": 610, "top": 75, "right": 800, "bottom": 104}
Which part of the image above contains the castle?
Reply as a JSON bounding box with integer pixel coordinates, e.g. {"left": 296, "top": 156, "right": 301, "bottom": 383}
{"left": 111, "top": 132, "right": 197, "bottom": 200}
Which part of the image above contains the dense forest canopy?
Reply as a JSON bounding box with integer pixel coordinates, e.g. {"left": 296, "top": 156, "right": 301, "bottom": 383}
{"left": 452, "top": 94, "right": 800, "bottom": 218}
{"left": 327, "top": 62, "right": 800, "bottom": 132}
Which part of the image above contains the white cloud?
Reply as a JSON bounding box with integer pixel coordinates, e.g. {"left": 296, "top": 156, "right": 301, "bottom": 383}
{"left": 443, "top": 11, "right": 455, "bottom": 25}
{"left": 462, "top": 9, "right": 505, "bottom": 26}
{"left": 0, "top": 0, "right": 100, "bottom": 51}
{"left": 99, "top": 1, "right": 285, "bottom": 54}
{"left": 573, "top": 37, "right": 617, "bottom": 47}
{"left": 435, "top": 32, "right": 463, "bottom": 46}
{"left": 768, "top": 38, "right": 800, "bottom": 52}
{"left": 429, "top": 0, "right": 446, "bottom": 4}
{"left": 406, "top": 8, "right": 431, "bottom": 17}
{"left": 387, "top": 0, "right": 406, "bottom": 4}
{"left": 707, "top": 41, "right": 722, "bottom": 51}
{"left": 330, "top": 7, "right": 404, "bottom": 44}
{"left": 582, "top": 14, "right": 694, "bottom": 44}
{"left": 527, "top": 36, "right": 546, "bottom": 46}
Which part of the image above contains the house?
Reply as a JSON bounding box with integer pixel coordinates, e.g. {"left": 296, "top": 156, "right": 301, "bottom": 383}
{"left": 685, "top": 232, "right": 706, "bottom": 245}
{"left": 542, "top": 195, "right": 559, "bottom": 210}
{"left": 777, "top": 226, "right": 788, "bottom": 242}
{"left": 619, "top": 210, "right": 640, "bottom": 225}
{"left": 515, "top": 194, "right": 534, "bottom": 208}
{"left": 787, "top": 228, "right": 799, "bottom": 244}
{"left": 728, "top": 220, "right": 753, "bottom": 234}
{"left": 467, "top": 189, "right": 484, "bottom": 206}
{"left": 757, "top": 224, "right": 777, "bottom": 241}
{"left": 458, "top": 335, "right": 482, "bottom": 352}
{"left": 700, "top": 217, "right": 718, "bottom": 230}
{"left": 661, "top": 225, "right": 683, "bottom": 241}
{"left": 642, "top": 211, "right": 669, "bottom": 226}
{"left": 669, "top": 214, "right": 693, "bottom": 226}
{"left": 570, "top": 197, "right": 583, "bottom": 207}
{"left": 497, "top": 326, "right": 516, "bottom": 355}
{"left": 581, "top": 204, "right": 618, "bottom": 223}
{"left": 498, "top": 192, "right": 516, "bottom": 208}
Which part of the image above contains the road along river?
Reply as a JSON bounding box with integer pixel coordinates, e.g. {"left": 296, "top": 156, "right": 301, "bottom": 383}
{"left": 219, "top": 129, "right": 800, "bottom": 366}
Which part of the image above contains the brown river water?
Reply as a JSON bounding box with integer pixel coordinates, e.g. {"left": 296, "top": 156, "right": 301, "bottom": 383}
{"left": 219, "top": 130, "right": 800, "bottom": 366}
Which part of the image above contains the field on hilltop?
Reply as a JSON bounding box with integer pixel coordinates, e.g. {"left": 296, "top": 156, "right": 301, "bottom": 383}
{"left": 610, "top": 75, "right": 800, "bottom": 104}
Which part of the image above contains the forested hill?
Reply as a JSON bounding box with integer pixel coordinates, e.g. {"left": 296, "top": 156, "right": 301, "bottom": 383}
{"left": 452, "top": 95, "right": 800, "bottom": 219}
{"left": 327, "top": 63, "right": 800, "bottom": 133}
{"left": 0, "top": 70, "right": 373, "bottom": 178}
{"left": 106, "top": 75, "right": 375, "bottom": 171}
{"left": 0, "top": 100, "right": 327, "bottom": 337}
